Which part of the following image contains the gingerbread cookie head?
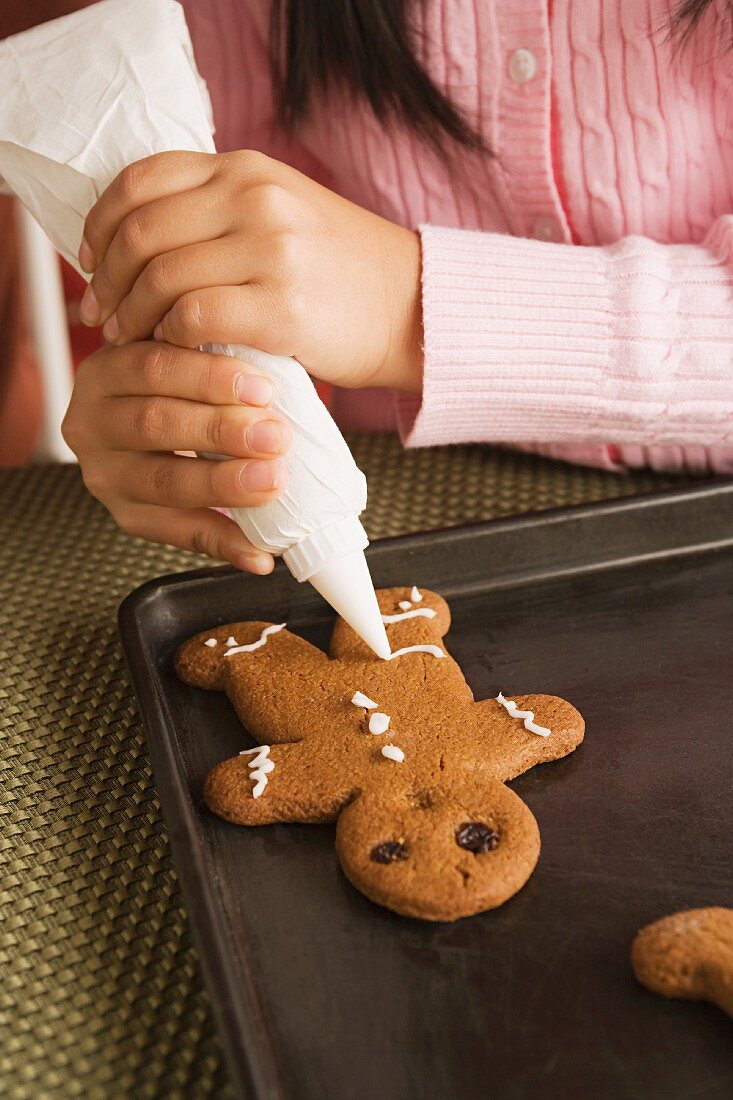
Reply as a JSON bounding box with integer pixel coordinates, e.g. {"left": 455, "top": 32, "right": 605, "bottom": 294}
{"left": 175, "top": 586, "right": 585, "bottom": 920}
{"left": 631, "top": 908, "right": 733, "bottom": 1017}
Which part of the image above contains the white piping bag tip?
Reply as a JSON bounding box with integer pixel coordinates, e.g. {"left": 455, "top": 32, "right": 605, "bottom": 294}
{"left": 308, "top": 549, "right": 391, "bottom": 660}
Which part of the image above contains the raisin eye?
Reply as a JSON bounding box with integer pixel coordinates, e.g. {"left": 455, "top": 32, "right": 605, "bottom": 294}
{"left": 371, "top": 840, "right": 408, "bottom": 864}
{"left": 455, "top": 822, "right": 499, "bottom": 853}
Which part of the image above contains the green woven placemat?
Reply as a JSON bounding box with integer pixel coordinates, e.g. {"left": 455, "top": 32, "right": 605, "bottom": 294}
{"left": 0, "top": 437, "right": 674, "bottom": 1100}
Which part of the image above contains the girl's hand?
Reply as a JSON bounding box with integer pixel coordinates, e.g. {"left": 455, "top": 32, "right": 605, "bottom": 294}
{"left": 78, "top": 150, "right": 423, "bottom": 392}
{"left": 61, "top": 341, "right": 291, "bottom": 572}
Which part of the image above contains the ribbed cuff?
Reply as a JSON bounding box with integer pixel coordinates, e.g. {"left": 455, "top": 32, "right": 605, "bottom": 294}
{"left": 397, "top": 222, "right": 733, "bottom": 452}
{"left": 398, "top": 224, "right": 612, "bottom": 447}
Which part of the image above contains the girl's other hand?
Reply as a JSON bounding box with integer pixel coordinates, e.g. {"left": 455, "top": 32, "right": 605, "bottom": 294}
{"left": 77, "top": 150, "right": 423, "bottom": 393}
{"left": 62, "top": 341, "right": 291, "bottom": 571}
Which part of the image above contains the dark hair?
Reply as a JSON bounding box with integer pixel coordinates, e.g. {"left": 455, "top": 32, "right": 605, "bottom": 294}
{"left": 269, "top": 0, "right": 723, "bottom": 157}
{"left": 668, "top": 0, "right": 731, "bottom": 49}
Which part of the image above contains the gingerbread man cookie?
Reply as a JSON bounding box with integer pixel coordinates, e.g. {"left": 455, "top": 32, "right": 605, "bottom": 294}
{"left": 176, "top": 587, "right": 585, "bottom": 921}
{"left": 632, "top": 908, "right": 733, "bottom": 1017}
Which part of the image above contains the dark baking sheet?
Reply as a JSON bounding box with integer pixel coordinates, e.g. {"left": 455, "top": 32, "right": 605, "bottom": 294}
{"left": 119, "top": 483, "right": 733, "bottom": 1100}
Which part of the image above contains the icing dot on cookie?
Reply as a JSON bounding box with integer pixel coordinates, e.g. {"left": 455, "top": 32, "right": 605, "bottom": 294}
{"left": 455, "top": 822, "right": 499, "bottom": 853}
{"left": 371, "top": 840, "right": 408, "bottom": 864}
{"left": 225, "top": 636, "right": 237, "bottom": 647}
{"left": 410, "top": 586, "right": 422, "bottom": 602}
{"left": 368, "top": 712, "right": 390, "bottom": 735}
{"left": 381, "top": 744, "right": 405, "bottom": 763}
{"left": 204, "top": 638, "right": 217, "bottom": 648}
{"left": 398, "top": 601, "right": 412, "bottom": 611}
{"left": 351, "top": 691, "right": 378, "bottom": 710}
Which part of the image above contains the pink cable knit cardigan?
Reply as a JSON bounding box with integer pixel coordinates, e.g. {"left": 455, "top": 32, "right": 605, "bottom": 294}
{"left": 182, "top": 0, "right": 733, "bottom": 474}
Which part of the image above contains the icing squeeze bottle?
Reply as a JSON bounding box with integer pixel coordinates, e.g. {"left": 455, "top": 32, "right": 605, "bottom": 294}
{"left": 204, "top": 342, "right": 390, "bottom": 658}
{"left": 0, "top": 0, "right": 391, "bottom": 659}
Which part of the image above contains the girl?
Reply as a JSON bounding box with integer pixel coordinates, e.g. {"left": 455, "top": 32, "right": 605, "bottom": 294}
{"left": 36, "top": 0, "right": 733, "bottom": 572}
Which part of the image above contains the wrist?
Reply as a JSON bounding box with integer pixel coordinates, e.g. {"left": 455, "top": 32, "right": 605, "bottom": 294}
{"left": 376, "top": 227, "right": 424, "bottom": 392}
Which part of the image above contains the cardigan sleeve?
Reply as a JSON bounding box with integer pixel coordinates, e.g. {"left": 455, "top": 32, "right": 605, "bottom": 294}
{"left": 396, "top": 219, "right": 733, "bottom": 453}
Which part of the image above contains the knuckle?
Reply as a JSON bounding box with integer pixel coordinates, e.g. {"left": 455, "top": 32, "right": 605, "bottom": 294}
{"left": 83, "top": 211, "right": 101, "bottom": 251}
{"left": 118, "top": 209, "right": 148, "bottom": 256}
{"left": 271, "top": 227, "right": 300, "bottom": 274}
{"left": 274, "top": 285, "right": 306, "bottom": 339}
{"left": 139, "top": 345, "right": 171, "bottom": 391}
{"left": 61, "top": 408, "right": 81, "bottom": 450}
{"left": 232, "top": 148, "right": 269, "bottom": 178}
{"left": 62, "top": 395, "right": 95, "bottom": 452}
{"left": 111, "top": 504, "right": 138, "bottom": 535}
{"left": 189, "top": 526, "right": 214, "bottom": 558}
{"left": 198, "top": 355, "right": 223, "bottom": 401}
{"left": 254, "top": 181, "right": 292, "bottom": 225}
{"left": 150, "top": 460, "right": 175, "bottom": 500}
{"left": 135, "top": 397, "right": 167, "bottom": 444}
{"left": 173, "top": 293, "right": 204, "bottom": 340}
{"left": 118, "top": 160, "right": 149, "bottom": 202}
{"left": 90, "top": 262, "right": 114, "bottom": 300}
{"left": 144, "top": 254, "right": 173, "bottom": 297}
{"left": 207, "top": 407, "right": 229, "bottom": 453}
{"left": 80, "top": 463, "right": 107, "bottom": 501}
{"left": 211, "top": 458, "right": 239, "bottom": 502}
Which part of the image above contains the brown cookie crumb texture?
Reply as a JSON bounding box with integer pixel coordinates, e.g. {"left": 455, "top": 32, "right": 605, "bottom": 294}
{"left": 175, "top": 586, "right": 585, "bottom": 921}
{"left": 631, "top": 907, "right": 733, "bottom": 1017}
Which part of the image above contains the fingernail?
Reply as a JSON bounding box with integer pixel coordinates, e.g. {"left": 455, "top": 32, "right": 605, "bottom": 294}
{"left": 153, "top": 323, "right": 164, "bottom": 341}
{"left": 241, "top": 459, "right": 282, "bottom": 492}
{"left": 102, "top": 312, "right": 120, "bottom": 343}
{"left": 237, "top": 552, "right": 274, "bottom": 575}
{"left": 246, "top": 420, "right": 288, "bottom": 455}
{"left": 79, "top": 285, "right": 100, "bottom": 325}
{"left": 235, "top": 373, "right": 273, "bottom": 407}
{"left": 79, "top": 237, "right": 95, "bottom": 273}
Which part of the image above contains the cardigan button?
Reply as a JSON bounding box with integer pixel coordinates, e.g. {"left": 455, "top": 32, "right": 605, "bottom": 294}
{"left": 531, "top": 215, "right": 564, "bottom": 242}
{"left": 508, "top": 48, "right": 538, "bottom": 84}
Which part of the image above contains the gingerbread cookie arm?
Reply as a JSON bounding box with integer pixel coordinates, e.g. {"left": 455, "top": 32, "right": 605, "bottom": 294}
{"left": 475, "top": 694, "right": 585, "bottom": 781}
{"left": 205, "top": 742, "right": 357, "bottom": 826}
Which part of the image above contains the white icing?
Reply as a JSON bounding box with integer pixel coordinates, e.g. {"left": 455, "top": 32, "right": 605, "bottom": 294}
{"left": 351, "top": 691, "right": 378, "bottom": 710}
{"left": 225, "top": 636, "right": 237, "bottom": 647}
{"left": 204, "top": 638, "right": 217, "bottom": 648}
{"left": 386, "top": 645, "right": 445, "bottom": 660}
{"left": 398, "top": 601, "right": 412, "bottom": 611}
{"left": 381, "top": 608, "right": 437, "bottom": 624}
{"left": 225, "top": 623, "right": 286, "bottom": 656}
{"left": 222, "top": 346, "right": 368, "bottom": 558}
{"left": 369, "top": 712, "right": 390, "bottom": 735}
{"left": 239, "top": 745, "right": 275, "bottom": 798}
{"left": 410, "top": 586, "right": 423, "bottom": 602}
{"left": 381, "top": 744, "right": 405, "bottom": 762}
{"left": 496, "top": 692, "right": 551, "bottom": 737}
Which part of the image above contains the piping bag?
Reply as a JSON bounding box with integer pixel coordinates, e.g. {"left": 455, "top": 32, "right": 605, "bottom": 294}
{"left": 0, "top": 0, "right": 391, "bottom": 659}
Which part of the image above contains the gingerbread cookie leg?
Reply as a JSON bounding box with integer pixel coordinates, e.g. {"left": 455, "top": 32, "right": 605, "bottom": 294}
{"left": 335, "top": 777, "right": 541, "bottom": 921}
{"left": 205, "top": 741, "right": 357, "bottom": 826}
{"left": 631, "top": 908, "right": 733, "bottom": 1017}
